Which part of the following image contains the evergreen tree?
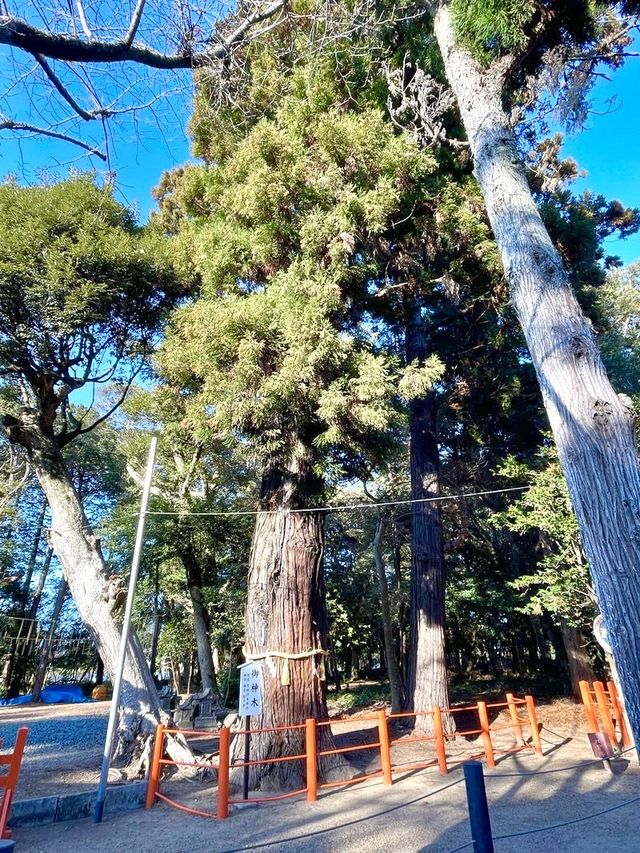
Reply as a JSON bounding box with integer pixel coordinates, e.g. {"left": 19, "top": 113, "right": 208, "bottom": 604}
{"left": 157, "top": 63, "right": 443, "bottom": 785}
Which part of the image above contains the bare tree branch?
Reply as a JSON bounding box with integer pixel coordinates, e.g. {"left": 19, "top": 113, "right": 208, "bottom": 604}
{"left": 0, "top": 2, "right": 285, "bottom": 69}
{"left": 124, "top": 0, "right": 147, "bottom": 49}
{"left": 34, "top": 53, "right": 93, "bottom": 120}
{"left": 75, "top": 0, "right": 92, "bottom": 40}
{"left": 0, "top": 117, "right": 106, "bottom": 158}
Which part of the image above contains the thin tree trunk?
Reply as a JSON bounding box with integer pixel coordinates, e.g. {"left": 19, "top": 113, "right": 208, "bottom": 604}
{"left": 4, "top": 418, "right": 160, "bottom": 749}
{"left": 27, "top": 547, "right": 53, "bottom": 623}
{"left": 559, "top": 621, "right": 595, "bottom": 700}
{"left": 20, "top": 497, "right": 47, "bottom": 607}
{"left": 175, "top": 536, "right": 217, "bottom": 693}
{"left": 432, "top": 3, "right": 640, "bottom": 752}
{"left": 189, "top": 585, "right": 216, "bottom": 691}
{"left": 237, "top": 463, "right": 350, "bottom": 790}
{"left": 373, "top": 518, "right": 404, "bottom": 712}
{"left": 149, "top": 566, "right": 162, "bottom": 679}
{"left": 404, "top": 299, "right": 453, "bottom": 733}
{"left": 32, "top": 578, "right": 68, "bottom": 702}
{"left": 95, "top": 653, "right": 104, "bottom": 686}
{"left": 4, "top": 499, "right": 48, "bottom": 696}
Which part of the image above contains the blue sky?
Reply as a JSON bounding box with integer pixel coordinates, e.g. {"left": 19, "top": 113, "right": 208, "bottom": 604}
{"left": 560, "top": 54, "right": 640, "bottom": 265}
{"left": 1, "top": 52, "right": 639, "bottom": 264}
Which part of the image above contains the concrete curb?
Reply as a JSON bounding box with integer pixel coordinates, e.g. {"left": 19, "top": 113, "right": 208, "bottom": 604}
{"left": 9, "top": 781, "right": 147, "bottom": 828}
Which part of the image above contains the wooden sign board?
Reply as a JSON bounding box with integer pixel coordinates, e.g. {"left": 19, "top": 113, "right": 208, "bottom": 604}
{"left": 587, "top": 731, "right": 614, "bottom": 759}
{"left": 238, "top": 662, "right": 262, "bottom": 717}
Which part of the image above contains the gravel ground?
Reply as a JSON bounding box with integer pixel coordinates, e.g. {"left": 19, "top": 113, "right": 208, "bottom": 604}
{"left": 14, "top": 736, "right": 640, "bottom": 852}
{"left": 3, "top": 697, "right": 638, "bottom": 851}
{"left": 0, "top": 701, "right": 110, "bottom": 799}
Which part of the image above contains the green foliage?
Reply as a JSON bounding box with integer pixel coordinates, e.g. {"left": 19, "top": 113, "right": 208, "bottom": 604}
{"left": 328, "top": 684, "right": 390, "bottom": 712}
{"left": 159, "top": 79, "right": 442, "bottom": 481}
{"left": 0, "top": 176, "right": 182, "bottom": 438}
{"left": 495, "top": 447, "right": 595, "bottom": 626}
{"left": 596, "top": 262, "right": 640, "bottom": 402}
{"left": 451, "top": 0, "right": 536, "bottom": 63}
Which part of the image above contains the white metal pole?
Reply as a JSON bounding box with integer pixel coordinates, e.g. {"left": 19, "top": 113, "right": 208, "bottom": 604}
{"left": 94, "top": 435, "right": 158, "bottom": 823}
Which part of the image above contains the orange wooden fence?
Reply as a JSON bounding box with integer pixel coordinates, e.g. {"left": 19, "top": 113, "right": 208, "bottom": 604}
{"left": 579, "top": 680, "right": 631, "bottom": 749}
{"left": 146, "top": 694, "right": 541, "bottom": 819}
{"left": 0, "top": 726, "right": 28, "bottom": 839}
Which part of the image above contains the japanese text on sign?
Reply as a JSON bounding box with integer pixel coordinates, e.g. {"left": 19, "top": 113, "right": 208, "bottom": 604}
{"left": 238, "top": 662, "right": 262, "bottom": 716}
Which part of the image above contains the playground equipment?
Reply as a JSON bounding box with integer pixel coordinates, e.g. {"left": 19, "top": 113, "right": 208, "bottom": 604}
{"left": 145, "top": 693, "right": 541, "bottom": 819}
{"left": 0, "top": 727, "right": 28, "bottom": 839}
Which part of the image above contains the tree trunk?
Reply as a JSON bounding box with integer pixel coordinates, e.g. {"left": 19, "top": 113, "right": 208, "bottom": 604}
{"left": 4, "top": 499, "right": 48, "bottom": 697}
{"left": 373, "top": 518, "right": 404, "bottom": 712}
{"left": 432, "top": 3, "right": 640, "bottom": 753}
{"left": 559, "top": 621, "right": 595, "bottom": 700}
{"left": 32, "top": 578, "right": 68, "bottom": 702}
{"left": 19, "top": 497, "right": 47, "bottom": 608}
{"left": 4, "top": 418, "right": 160, "bottom": 749}
{"left": 404, "top": 299, "right": 453, "bottom": 733}
{"left": 238, "top": 464, "right": 349, "bottom": 790}
{"left": 27, "top": 547, "right": 53, "bottom": 623}
{"left": 175, "top": 536, "right": 218, "bottom": 693}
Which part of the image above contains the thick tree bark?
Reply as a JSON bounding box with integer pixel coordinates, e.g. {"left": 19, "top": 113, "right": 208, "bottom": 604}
{"left": 404, "top": 300, "right": 453, "bottom": 733}
{"left": 373, "top": 518, "right": 404, "bottom": 712}
{"left": 433, "top": 3, "right": 640, "bottom": 752}
{"left": 238, "top": 463, "right": 349, "bottom": 790}
{"left": 559, "top": 621, "right": 595, "bottom": 700}
{"left": 4, "top": 415, "right": 160, "bottom": 748}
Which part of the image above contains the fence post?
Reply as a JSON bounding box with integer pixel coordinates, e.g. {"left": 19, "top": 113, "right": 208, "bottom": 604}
{"left": 433, "top": 706, "right": 448, "bottom": 775}
{"left": 505, "top": 693, "right": 524, "bottom": 746}
{"left": 477, "top": 702, "right": 495, "bottom": 769}
{"left": 607, "top": 681, "right": 632, "bottom": 749}
{"left": 524, "top": 695, "right": 543, "bottom": 755}
{"left": 579, "top": 680, "right": 598, "bottom": 733}
{"left": 217, "top": 727, "right": 230, "bottom": 819}
{"left": 145, "top": 723, "right": 164, "bottom": 810}
{"left": 305, "top": 718, "right": 318, "bottom": 803}
{"left": 463, "top": 761, "right": 494, "bottom": 853}
{"left": 377, "top": 710, "right": 393, "bottom": 786}
{"left": 593, "top": 681, "right": 617, "bottom": 747}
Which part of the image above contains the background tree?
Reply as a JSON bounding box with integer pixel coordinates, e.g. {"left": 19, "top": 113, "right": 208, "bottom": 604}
{"left": 0, "top": 176, "right": 181, "bottom": 749}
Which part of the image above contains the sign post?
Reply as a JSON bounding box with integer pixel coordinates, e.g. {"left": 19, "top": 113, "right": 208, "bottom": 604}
{"left": 238, "top": 662, "right": 262, "bottom": 800}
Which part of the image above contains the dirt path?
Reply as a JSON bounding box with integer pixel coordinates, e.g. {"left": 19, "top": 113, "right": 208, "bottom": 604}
{"left": 14, "top": 733, "right": 640, "bottom": 852}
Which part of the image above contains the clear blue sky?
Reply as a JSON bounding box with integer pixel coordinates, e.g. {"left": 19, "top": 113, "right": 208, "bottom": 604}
{"left": 560, "top": 55, "right": 640, "bottom": 265}
{"left": 1, "top": 54, "right": 639, "bottom": 264}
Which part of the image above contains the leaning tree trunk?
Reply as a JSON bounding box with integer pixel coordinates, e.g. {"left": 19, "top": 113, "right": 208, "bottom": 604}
{"left": 4, "top": 418, "right": 160, "bottom": 750}
{"left": 433, "top": 3, "right": 640, "bottom": 753}
{"left": 238, "top": 465, "right": 350, "bottom": 790}
{"left": 404, "top": 299, "right": 454, "bottom": 734}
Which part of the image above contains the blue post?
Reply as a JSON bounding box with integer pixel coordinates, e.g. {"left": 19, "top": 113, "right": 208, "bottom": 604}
{"left": 463, "top": 761, "right": 494, "bottom": 853}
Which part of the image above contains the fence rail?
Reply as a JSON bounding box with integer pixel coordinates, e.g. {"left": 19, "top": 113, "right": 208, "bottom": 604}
{"left": 578, "top": 680, "right": 632, "bottom": 749}
{"left": 145, "top": 693, "right": 542, "bottom": 820}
